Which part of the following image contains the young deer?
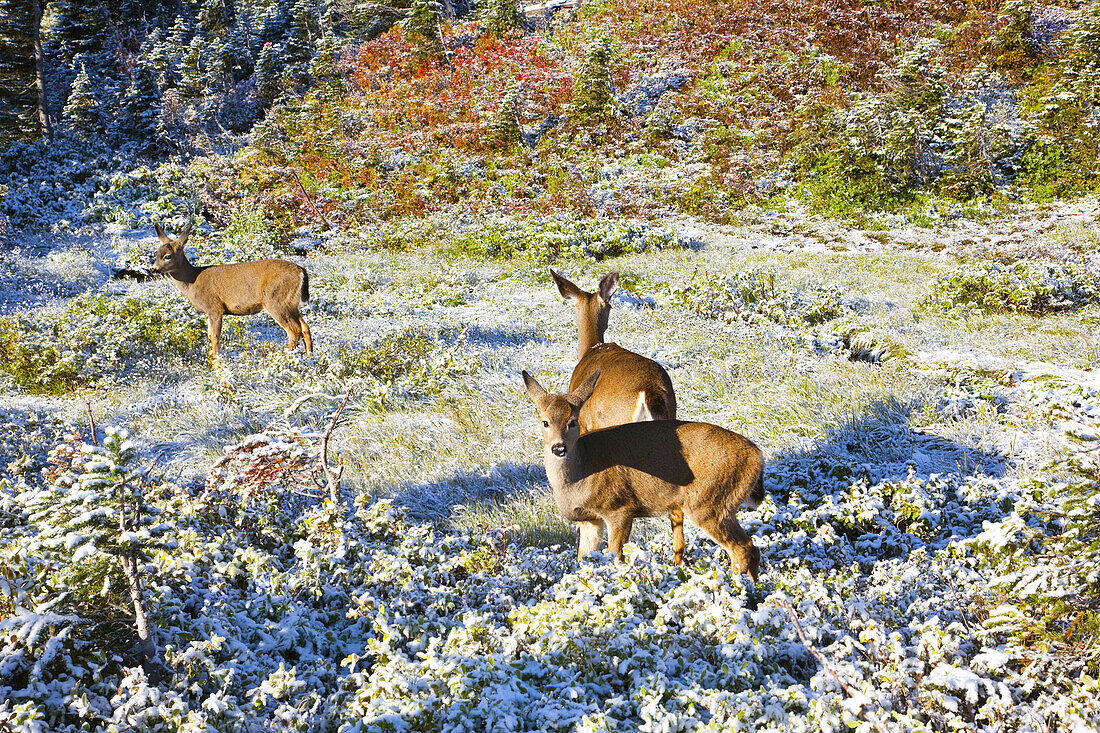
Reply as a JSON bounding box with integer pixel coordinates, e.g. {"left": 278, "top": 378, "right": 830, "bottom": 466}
{"left": 550, "top": 269, "right": 677, "bottom": 429}
{"left": 551, "top": 269, "right": 679, "bottom": 555}
{"left": 151, "top": 222, "right": 312, "bottom": 360}
{"left": 523, "top": 370, "right": 764, "bottom": 581}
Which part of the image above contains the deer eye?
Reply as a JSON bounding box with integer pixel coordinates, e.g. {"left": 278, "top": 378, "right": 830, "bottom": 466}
{"left": 568, "top": 419, "right": 578, "bottom": 428}
{"left": 541, "top": 420, "right": 549, "bottom": 428}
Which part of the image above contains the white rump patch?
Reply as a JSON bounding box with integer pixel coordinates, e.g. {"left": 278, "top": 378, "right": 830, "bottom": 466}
{"left": 631, "top": 391, "right": 654, "bottom": 422}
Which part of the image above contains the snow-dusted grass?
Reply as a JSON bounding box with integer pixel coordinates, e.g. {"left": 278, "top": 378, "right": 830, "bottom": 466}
{"left": 2, "top": 200, "right": 1099, "bottom": 731}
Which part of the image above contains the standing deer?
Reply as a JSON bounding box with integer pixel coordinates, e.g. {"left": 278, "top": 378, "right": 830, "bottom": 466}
{"left": 550, "top": 269, "right": 681, "bottom": 557}
{"left": 523, "top": 370, "right": 763, "bottom": 581}
{"left": 151, "top": 222, "right": 313, "bottom": 360}
{"left": 550, "top": 269, "right": 677, "bottom": 430}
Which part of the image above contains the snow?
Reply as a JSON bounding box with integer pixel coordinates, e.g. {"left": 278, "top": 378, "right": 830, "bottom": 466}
{"left": 0, "top": 193, "right": 1099, "bottom": 730}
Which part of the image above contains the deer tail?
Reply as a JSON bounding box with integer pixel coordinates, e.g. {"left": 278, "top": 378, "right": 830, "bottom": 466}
{"left": 631, "top": 391, "right": 654, "bottom": 422}
{"left": 301, "top": 270, "right": 310, "bottom": 303}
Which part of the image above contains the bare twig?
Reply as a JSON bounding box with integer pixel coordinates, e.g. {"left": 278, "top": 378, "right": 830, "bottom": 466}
{"left": 291, "top": 170, "right": 334, "bottom": 231}
{"left": 778, "top": 598, "right": 858, "bottom": 699}
{"left": 84, "top": 399, "right": 98, "bottom": 446}
{"left": 321, "top": 387, "right": 356, "bottom": 505}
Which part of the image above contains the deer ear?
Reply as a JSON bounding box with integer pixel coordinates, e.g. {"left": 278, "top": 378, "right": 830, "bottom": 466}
{"left": 598, "top": 271, "right": 619, "bottom": 304}
{"left": 178, "top": 219, "right": 193, "bottom": 245}
{"left": 522, "top": 371, "right": 548, "bottom": 403}
{"left": 572, "top": 369, "right": 601, "bottom": 404}
{"left": 155, "top": 224, "right": 172, "bottom": 245}
{"left": 550, "top": 269, "right": 585, "bottom": 303}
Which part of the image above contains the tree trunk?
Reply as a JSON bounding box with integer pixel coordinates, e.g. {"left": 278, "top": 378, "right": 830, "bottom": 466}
{"left": 31, "top": 0, "right": 52, "bottom": 141}
{"left": 118, "top": 492, "right": 156, "bottom": 662}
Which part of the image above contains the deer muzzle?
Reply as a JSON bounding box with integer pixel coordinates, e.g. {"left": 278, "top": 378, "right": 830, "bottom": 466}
{"left": 551, "top": 442, "right": 567, "bottom": 458}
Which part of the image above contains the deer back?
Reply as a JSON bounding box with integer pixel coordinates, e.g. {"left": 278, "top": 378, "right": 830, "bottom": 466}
{"left": 570, "top": 344, "right": 677, "bottom": 432}
{"left": 188, "top": 259, "right": 306, "bottom": 315}
{"left": 571, "top": 420, "right": 762, "bottom": 519}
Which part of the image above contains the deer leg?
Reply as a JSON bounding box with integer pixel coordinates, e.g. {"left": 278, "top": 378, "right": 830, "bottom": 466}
{"left": 722, "top": 542, "right": 760, "bottom": 583}
{"left": 300, "top": 316, "right": 312, "bottom": 355}
{"left": 606, "top": 516, "right": 634, "bottom": 563}
{"left": 692, "top": 509, "right": 759, "bottom": 581}
{"left": 207, "top": 312, "right": 222, "bottom": 362}
{"left": 669, "top": 508, "right": 685, "bottom": 565}
{"left": 576, "top": 520, "right": 603, "bottom": 561}
{"left": 271, "top": 308, "right": 303, "bottom": 351}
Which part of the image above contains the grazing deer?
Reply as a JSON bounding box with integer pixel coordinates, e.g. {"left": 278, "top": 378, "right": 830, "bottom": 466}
{"left": 151, "top": 222, "right": 312, "bottom": 360}
{"left": 550, "top": 268, "right": 680, "bottom": 554}
{"left": 523, "top": 370, "right": 763, "bottom": 581}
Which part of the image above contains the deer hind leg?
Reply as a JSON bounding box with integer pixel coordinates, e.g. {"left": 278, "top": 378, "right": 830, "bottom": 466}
{"left": 606, "top": 515, "right": 635, "bottom": 562}
{"left": 692, "top": 508, "right": 759, "bottom": 582}
{"left": 299, "top": 316, "right": 312, "bottom": 355}
{"left": 576, "top": 520, "right": 603, "bottom": 561}
{"left": 271, "top": 307, "right": 304, "bottom": 351}
{"left": 669, "top": 508, "right": 685, "bottom": 565}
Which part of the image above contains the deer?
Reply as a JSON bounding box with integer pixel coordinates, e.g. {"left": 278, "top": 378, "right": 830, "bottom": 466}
{"left": 550, "top": 269, "right": 681, "bottom": 556}
{"left": 550, "top": 269, "right": 677, "bottom": 430}
{"left": 150, "top": 221, "right": 312, "bottom": 361}
{"left": 522, "top": 370, "right": 763, "bottom": 581}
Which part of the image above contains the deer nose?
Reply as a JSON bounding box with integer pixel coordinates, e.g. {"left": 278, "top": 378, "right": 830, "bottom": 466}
{"left": 551, "top": 443, "right": 567, "bottom": 457}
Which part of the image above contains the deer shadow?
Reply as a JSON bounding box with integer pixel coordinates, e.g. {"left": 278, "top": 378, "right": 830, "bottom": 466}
{"left": 386, "top": 394, "right": 1009, "bottom": 558}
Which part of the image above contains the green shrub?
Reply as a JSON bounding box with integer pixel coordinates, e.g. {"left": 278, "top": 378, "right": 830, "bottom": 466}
{"left": 333, "top": 329, "right": 435, "bottom": 384}
{"left": 445, "top": 216, "right": 689, "bottom": 264}
{"left": 1020, "top": 2, "right": 1100, "bottom": 198}
{"left": 0, "top": 293, "right": 205, "bottom": 394}
{"left": 0, "top": 317, "right": 82, "bottom": 395}
{"left": 669, "top": 268, "right": 850, "bottom": 328}
{"left": 967, "top": 443, "right": 1100, "bottom": 675}
{"left": 925, "top": 261, "right": 1100, "bottom": 315}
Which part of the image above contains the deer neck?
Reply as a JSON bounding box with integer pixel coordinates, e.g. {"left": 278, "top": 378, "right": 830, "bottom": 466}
{"left": 544, "top": 440, "right": 589, "bottom": 491}
{"left": 166, "top": 257, "right": 202, "bottom": 288}
{"left": 575, "top": 309, "right": 605, "bottom": 358}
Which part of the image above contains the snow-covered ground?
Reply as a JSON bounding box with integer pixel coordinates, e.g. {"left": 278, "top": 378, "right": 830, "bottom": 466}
{"left": 1, "top": 201, "right": 1098, "bottom": 731}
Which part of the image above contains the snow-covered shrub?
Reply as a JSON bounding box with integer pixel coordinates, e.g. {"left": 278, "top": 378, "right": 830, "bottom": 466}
{"left": 201, "top": 431, "right": 328, "bottom": 546}
{"left": 668, "top": 268, "right": 851, "bottom": 328}
{"left": 1020, "top": 0, "right": 1100, "bottom": 198}
{"left": 447, "top": 216, "right": 690, "bottom": 264}
{"left": 925, "top": 260, "right": 1100, "bottom": 314}
{"left": 0, "top": 292, "right": 205, "bottom": 394}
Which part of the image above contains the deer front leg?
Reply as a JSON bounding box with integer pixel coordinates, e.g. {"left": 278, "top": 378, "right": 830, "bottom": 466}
{"left": 206, "top": 312, "right": 222, "bottom": 363}
{"left": 576, "top": 520, "right": 603, "bottom": 561}
{"left": 669, "top": 508, "right": 685, "bottom": 565}
{"left": 606, "top": 515, "right": 634, "bottom": 562}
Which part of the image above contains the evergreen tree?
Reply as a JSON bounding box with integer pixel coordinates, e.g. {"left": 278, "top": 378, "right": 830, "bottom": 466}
{"left": 310, "top": 34, "right": 347, "bottom": 99}
{"left": 254, "top": 40, "right": 284, "bottom": 105}
{"left": 198, "top": 0, "right": 235, "bottom": 40}
{"left": 0, "top": 0, "right": 42, "bottom": 140}
{"left": 286, "top": 0, "right": 320, "bottom": 67}
{"left": 570, "top": 39, "right": 617, "bottom": 121}
{"left": 481, "top": 0, "right": 523, "bottom": 38}
{"left": 401, "top": 0, "right": 444, "bottom": 59}
{"left": 259, "top": 0, "right": 292, "bottom": 45}
{"left": 63, "top": 61, "right": 103, "bottom": 139}
{"left": 225, "top": 12, "right": 256, "bottom": 83}
{"left": 492, "top": 81, "right": 523, "bottom": 147}
{"left": 112, "top": 46, "right": 164, "bottom": 153}
{"left": 50, "top": 0, "right": 111, "bottom": 64}
{"left": 19, "top": 428, "right": 171, "bottom": 663}
{"left": 177, "top": 35, "right": 207, "bottom": 101}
